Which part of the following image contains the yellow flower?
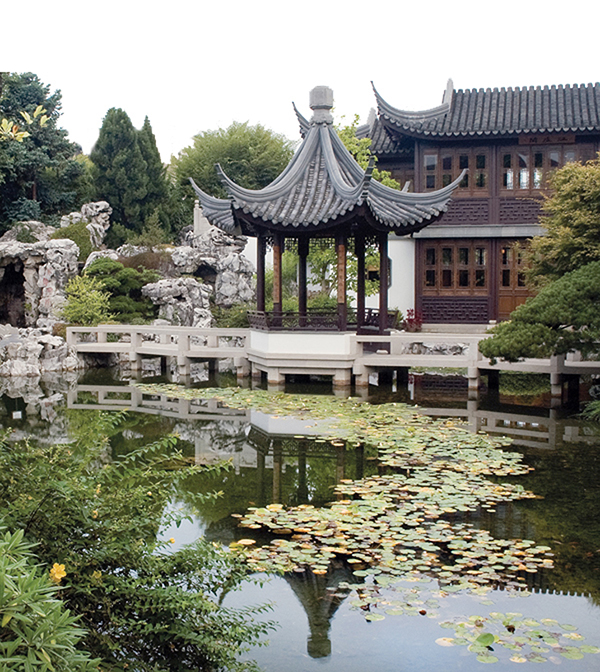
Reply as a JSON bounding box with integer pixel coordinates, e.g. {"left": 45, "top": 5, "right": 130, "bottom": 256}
{"left": 169, "top": 538, "right": 175, "bottom": 544}
{"left": 49, "top": 563, "right": 66, "bottom": 584}
{"left": 92, "top": 510, "right": 98, "bottom": 519}
{"left": 95, "top": 484, "right": 101, "bottom": 494}
{"left": 92, "top": 570, "right": 102, "bottom": 580}
{"left": 147, "top": 492, "right": 152, "bottom": 496}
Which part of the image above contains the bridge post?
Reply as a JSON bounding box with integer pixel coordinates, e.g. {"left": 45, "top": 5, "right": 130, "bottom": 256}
{"left": 177, "top": 333, "right": 190, "bottom": 378}
{"left": 129, "top": 329, "right": 142, "bottom": 372}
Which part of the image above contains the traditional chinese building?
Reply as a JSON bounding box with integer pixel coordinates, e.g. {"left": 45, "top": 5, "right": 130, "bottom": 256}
{"left": 364, "top": 80, "right": 600, "bottom": 323}
{"left": 191, "top": 86, "right": 462, "bottom": 334}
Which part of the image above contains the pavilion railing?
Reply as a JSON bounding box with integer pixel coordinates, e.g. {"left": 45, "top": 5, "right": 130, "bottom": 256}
{"left": 246, "top": 308, "right": 398, "bottom": 332}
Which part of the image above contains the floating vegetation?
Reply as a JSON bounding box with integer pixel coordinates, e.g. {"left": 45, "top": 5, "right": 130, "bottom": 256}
{"left": 135, "top": 384, "right": 600, "bottom": 663}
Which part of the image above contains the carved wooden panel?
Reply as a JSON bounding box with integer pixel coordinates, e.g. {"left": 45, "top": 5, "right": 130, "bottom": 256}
{"left": 435, "top": 199, "right": 489, "bottom": 225}
{"left": 498, "top": 198, "right": 542, "bottom": 224}
{"left": 421, "top": 297, "right": 490, "bottom": 323}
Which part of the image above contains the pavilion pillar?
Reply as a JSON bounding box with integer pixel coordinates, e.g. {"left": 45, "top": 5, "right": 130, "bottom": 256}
{"left": 355, "top": 233, "right": 366, "bottom": 333}
{"left": 256, "top": 235, "right": 266, "bottom": 312}
{"left": 336, "top": 233, "right": 347, "bottom": 331}
{"left": 378, "top": 233, "right": 389, "bottom": 334}
{"left": 273, "top": 232, "right": 284, "bottom": 325}
{"left": 298, "top": 237, "right": 309, "bottom": 327}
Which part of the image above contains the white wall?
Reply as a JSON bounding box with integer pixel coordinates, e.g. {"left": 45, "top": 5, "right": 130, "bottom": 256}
{"left": 365, "top": 235, "right": 415, "bottom": 317}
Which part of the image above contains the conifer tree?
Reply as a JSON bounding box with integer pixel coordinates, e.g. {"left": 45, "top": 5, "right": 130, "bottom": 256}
{"left": 137, "top": 116, "right": 168, "bottom": 224}
{"left": 90, "top": 108, "right": 148, "bottom": 236}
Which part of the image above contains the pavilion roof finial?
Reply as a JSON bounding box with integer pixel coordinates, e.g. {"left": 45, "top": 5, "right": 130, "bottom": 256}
{"left": 310, "top": 86, "right": 334, "bottom": 124}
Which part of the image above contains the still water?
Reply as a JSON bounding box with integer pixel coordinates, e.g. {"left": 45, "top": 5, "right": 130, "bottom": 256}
{"left": 2, "top": 368, "right": 600, "bottom": 671}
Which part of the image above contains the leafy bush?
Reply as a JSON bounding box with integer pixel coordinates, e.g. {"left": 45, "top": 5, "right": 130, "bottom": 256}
{"left": 211, "top": 302, "right": 251, "bottom": 328}
{"left": 0, "top": 414, "right": 275, "bottom": 671}
{"left": 0, "top": 527, "right": 99, "bottom": 671}
{"left": 119, "top": 249, "right": 173, "bottom": 275}
{"left": 50, "top": 220, "right": 93, "bottom": 261}
{"left": 61, "top": 275, "right": 114, "bottom": 326}
{"left": 85, "top": 258, "right": 160, "bottom": 323}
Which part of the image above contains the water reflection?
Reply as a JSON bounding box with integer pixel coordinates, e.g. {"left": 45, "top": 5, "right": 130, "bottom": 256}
{"left": 2, "top": 370, "right": 600, "bottom": 668}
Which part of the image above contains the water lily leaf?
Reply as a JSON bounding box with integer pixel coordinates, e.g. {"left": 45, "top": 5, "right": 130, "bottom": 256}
{"left": 580, "top": 645, "right": 600, "bottom": 654}
{"left": 561, "top": 648, "right": 584, "bottom": 660}
{"left": 365, "top": 613, "right": 385, "bottom": 622}
{"left": 476, "top": 654, "right": 499, "bottom": 663}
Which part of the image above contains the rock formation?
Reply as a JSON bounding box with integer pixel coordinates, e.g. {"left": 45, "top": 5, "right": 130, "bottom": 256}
{"left": 60, "top": 201, "right": 112, "bottom": 248}
{"left": 0, "top": 238, "right": 79, "bottom": 329}
{"left": 0, "top": 325, "right": 82, "bottom": 377}
{"left": 141, "top": 277, "right": 213, "bottom": 327}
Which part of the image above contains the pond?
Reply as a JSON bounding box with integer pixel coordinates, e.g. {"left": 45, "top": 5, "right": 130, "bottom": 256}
{"left": 2, "top": 367, "right": 600, "bottom": 671}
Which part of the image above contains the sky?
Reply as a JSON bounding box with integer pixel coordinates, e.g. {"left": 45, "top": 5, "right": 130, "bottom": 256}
{"left": 3, "top": 0, "right": 600, "bottom": 163}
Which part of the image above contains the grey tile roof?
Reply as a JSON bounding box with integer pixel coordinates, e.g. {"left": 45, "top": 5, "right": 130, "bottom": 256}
{"left": 374, "top": 81, "right": 600, "bottom": 138}
{"left": 190, "top": 119, "right": 463, "bottom": 236}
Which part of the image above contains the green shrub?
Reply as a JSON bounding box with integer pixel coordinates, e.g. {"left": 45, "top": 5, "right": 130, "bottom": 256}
{"left": 85, "top": 258, "right": 160, "bottom": 323}
{"left": 50, "top": 220, "right": 93, "bottom": 261}
{"left": 61, "top": 275, "right": 114, "bottom": 326}
{"left": 0, "top": 416, "right": 275, "bottom": 671}
{"left": 212, "top": 302, "right": 251, "bottom": 328}
{"left": 0, "top": 527, "right": 99, "bottom": 671}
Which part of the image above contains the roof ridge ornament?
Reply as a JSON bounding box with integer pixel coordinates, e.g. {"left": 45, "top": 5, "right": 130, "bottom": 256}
{"left": 310, "top": 86, "right": 334, "bottom": 124}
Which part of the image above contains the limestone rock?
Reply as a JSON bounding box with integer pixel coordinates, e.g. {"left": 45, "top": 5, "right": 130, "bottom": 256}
{"left": 142, "top": 278, "right": 213, "bottom": 327}
{"left": 83, "top": 249, "right": 120, "bottom": 270}
{"left": 0, "top": 327, "right": 85, "bottom": 377}
{"left": 61, "top": 201, "right": 112, "bottom": 248}
{"left": 0, "top": 239, "right": 79, "bottom": 329}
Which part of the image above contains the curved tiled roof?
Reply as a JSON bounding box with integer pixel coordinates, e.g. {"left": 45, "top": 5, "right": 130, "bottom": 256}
{"left": 374, "top": 81, "right": 600, "bottom": 138}
{"left": 190, "top": 114, "right": 463, "bottom": 236}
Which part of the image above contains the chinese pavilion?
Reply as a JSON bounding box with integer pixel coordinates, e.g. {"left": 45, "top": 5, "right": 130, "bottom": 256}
{"left": 191, "top": 86, "right": 463, "bottom": 333}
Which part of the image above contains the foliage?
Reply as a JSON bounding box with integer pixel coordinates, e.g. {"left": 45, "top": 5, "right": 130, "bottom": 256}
{"left": 0, "top": 526, "right": 99, "bottom": 671}
{"left": 85, "top": 257, "right": 160, "bottom": 323}
{"left": 479, "top": 261, "right": 600, "bottom": 363}
{"left": 137, "top": 116, "right": 169, "bottom": 226}
{"left": 211, "top": 302, "right": 251, "bottom": 328}
{"left": 126, "top": 209, "right": 172, "bottom": 247}
{"left": 119, "top": 249, "right": 173, "bottom": 274}
{"left": 0, "top": 413, "right": 275, "bottom": 671}
{"left": 498, "top": 372, "right": 550, "bottom": 397}
{"left": 336, "top": 115, "right": 402, "bottom": 189}
{"left": 171, "top": 121, "right": 295, "bottom": 199}
{"left": 50, "top": 219, "right": 94, "bottom": 261}
{"left": 90, "top": 108, "right": 149, "bottom": 236}
{"left": 61, "top": 275, "right": 114, "bottom": 326}
{"left": 0, "top": 73, "right": 86, "bottom": 229}
{"left": 526, "top": 156, "right": 600, "bottom": 287}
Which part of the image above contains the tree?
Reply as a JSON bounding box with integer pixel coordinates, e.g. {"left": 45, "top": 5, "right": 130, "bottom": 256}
{"left": 526, "top": 156, "right": 600, "bottom": 287}
{"left": 479, "top": 261, "right": 600, "bottom": 363}
{"left": 0, "top": 72, "right": 85, "bottom": 228}
{"left": 137, "top": 115, "right": 169, "bottom": 224}
{"left": 171, "top": 121, "right": 295, "bottom": 199}
{"left": 90, "top": 108, "right": 149, "bottom": 238}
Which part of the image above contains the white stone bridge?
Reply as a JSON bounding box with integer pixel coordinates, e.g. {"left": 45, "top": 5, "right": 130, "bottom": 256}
{"left": 66, "top": 325, "right": 600, "bottom": 403}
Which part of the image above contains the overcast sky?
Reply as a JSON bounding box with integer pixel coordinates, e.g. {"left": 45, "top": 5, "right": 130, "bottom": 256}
{"left": 4, "top": 0, "right": 600, "bottom": 163}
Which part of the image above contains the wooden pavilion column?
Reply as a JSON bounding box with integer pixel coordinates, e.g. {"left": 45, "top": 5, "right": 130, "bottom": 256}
{"left": 336, "top": 233, "right": 347, "bottom": 331}
{"left": 355, "top": 233, "right": 366, "bottom": 333}
{"left": 273, "top": 232, "right": 284, "bottom": 325}
{"left": 378, "top": 232, "right": 389, "bottom": 334}
{"left": 256, "top": 234, "right": 266, "bottom": 312}
{"left": 298, "top": 237, "right": 309, "bottom": 327}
